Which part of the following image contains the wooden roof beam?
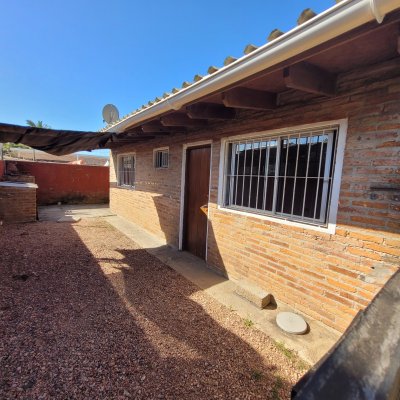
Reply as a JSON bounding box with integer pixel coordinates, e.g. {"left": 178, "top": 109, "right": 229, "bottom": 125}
{"left": 161, "top": 113, "right": 208, "bottom": 127}
{"left": 124, "top": 122, "right": 187, "bottom": 136}
{"left": 397, "top": 24, "right": 400, "bottom": 54}
{"left": 222, "top": 87, "right": 277, "bottom": 110}
{"left": 284, "top": 62, "right": 337, "bottom": 96}
{"left": 141, "top": 122, "right": 172, "bottom": 133}
{"left": 137, "top": 131, "right": 170, "bottom": 137}
{"left": 186, "top": 103, "right": 236, "bottom": 120}
{"left": 123, "top": 128, "right": 142, "bottom": 135}
{"left": 124, "top": 125, "right": 170, "bottom": 137}
{"left": 113, "top": 134, "right": 156, "bottom": 142}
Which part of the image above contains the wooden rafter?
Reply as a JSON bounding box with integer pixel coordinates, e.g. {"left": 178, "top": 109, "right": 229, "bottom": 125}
{"left": 113, "top": 133, "right": 156, "bottom": 142}
{"left": 222, "top": 87, "right": 277, "bottom": 110}
{"left": 123, "top": 127, "right": 142, "bottom": 135}
{"left": 397, "top": 24, "right": 400, "bottom": 54}
{"left": 123, "top": 125, "right": 169, "bottom": 137}
{"left": 186, "top": 103, "right": 236, "bottom": 120}
{"left": 141, "top": 122, "right": 171, "bottom": 133}
{"left": 137, "top": 131, "right": 170, "bottom": 137}
{"left": 161, "top": 113, "right": 207, "bottom": 127}
{"left": 283, "top": 62, "right": 337, "bottom": 96}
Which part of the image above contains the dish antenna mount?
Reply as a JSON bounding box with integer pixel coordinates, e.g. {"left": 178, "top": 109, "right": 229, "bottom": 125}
{"left": 102, "top": 104, "right": 120, "bottom": 124}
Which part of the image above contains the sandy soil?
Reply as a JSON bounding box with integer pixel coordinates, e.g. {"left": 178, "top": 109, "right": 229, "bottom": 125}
{"left": 0, "top": 218, "right": 307, "bottom": 399}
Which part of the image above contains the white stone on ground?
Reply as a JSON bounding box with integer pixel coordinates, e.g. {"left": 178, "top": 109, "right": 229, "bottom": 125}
{"left": 57, "top": 216, "right": 81, "bottom": 223}
{"left": 276, "top": 312, "right": 308, "bottom": 334}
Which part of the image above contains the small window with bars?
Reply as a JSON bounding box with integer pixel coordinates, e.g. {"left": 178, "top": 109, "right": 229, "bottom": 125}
{"left": 224, "top": 127, "right": 337, "bottom": 226}
{"left": 154, "top": 148, "right": 169, "bottom": 169}
{"left": 118, "top": 154, "right": 135, "bottom": 188}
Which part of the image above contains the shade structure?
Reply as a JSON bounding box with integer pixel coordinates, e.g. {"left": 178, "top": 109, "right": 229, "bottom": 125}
{"left": 0, "top": 123, "right": 115, "bottom": 156}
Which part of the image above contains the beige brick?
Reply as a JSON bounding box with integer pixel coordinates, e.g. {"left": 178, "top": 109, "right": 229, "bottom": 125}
{"left": 109, "top": 58, "right": 400, "bottom": 333}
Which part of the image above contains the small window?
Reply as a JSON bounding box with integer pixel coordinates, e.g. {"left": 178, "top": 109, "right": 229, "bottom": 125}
{"left": 154, "top": 148, "right": 169, "bottom": 169}
{"left": 118, "top": 154, "right": 135, "bottom": 187}
{"left": 224, "top": 127, "right": 338, "bottom": 226}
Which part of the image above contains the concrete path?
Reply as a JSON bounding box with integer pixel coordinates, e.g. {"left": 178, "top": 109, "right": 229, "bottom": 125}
{"left": 38, "top": 204, "right": 115, "bottom": 221}
{"left": 105, "top": 214, "right": 340, "bottom": 365}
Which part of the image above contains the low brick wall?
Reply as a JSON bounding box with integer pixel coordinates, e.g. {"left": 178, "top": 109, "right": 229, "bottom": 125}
{"left": 8, "top": 161, "right": 109, "bottom": 205}
{"left": 0, "top": 185, "right": 37, "bottom": 223}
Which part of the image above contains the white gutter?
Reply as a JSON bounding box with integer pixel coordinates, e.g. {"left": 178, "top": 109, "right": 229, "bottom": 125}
{"left": 106, "top": 0, "right": 400, "bottom": 133}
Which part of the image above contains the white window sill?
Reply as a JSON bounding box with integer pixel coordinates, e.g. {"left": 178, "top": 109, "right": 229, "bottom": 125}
{"left": 217, "top": 205, "right": 336, "bottom": 234}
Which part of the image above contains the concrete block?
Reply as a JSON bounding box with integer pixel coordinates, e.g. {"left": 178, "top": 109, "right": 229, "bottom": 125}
{"left": 276, "top": 312, "right": 308, "bottom": 334}
{"left": 234, "top": 279, "right": 271, "bottom": 309}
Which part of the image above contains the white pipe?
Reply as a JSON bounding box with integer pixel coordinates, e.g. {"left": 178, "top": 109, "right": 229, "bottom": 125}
{"left": 370, "top": 0, "right": 384, "bottom": 22}
{"left": 106, "top": 0, "right": 400, "bottom": 133}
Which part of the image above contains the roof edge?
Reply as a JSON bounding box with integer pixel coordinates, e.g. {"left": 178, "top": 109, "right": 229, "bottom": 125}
{"left": 104, "top": 0, "right": 400, "bottom": 133}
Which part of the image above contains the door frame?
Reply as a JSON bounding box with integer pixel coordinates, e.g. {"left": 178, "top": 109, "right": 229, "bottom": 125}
{"left": 179, "top": 140, "right": 213, "bottom": 259}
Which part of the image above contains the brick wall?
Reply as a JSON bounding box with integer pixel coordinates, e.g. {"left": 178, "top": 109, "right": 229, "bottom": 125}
{"left": 110, "top": 58, "right": 400, "bottom": 332}
{"left": 0, "top": 186, "right": 37, "bottom": 223}
{"left": 4, "top": 174, "right": 36, "bottom": 183}
{"left": 10, "top": 161, "right": 109, "bottom": 205}
{"left": 110, "top": 144, "right": 182, "bottom": 245}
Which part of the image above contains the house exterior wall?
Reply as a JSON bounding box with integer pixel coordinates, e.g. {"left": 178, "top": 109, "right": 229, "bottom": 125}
{"left": 110, "top": 146, "right": 182, "bottom": 245}
{"left": 110, "top": 58, "right": 400, "bottom": 333}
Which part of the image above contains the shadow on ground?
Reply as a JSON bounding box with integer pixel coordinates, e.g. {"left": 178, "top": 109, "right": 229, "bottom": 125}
{"left": 0, "top": 219, "right": 301, "bottom": 399}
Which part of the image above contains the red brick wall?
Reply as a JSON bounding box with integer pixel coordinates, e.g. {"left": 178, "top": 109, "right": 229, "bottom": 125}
{"left": 0, "top": 186, "right": 37, "bottom": 223}
{"left": 10, "top": 161, "right": 109, "bottom": 205}
{"left": 109, "top": 58, "right": 400, "bottom": 332}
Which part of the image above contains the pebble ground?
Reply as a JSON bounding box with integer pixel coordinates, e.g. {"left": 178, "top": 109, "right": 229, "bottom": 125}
{"left": 0, "top": 218, "right": 307, "bottom": 399}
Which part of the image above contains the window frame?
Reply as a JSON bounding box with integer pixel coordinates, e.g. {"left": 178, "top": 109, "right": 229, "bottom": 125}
{"left": 218, "top": 120, "right": 348, "bottom": 234}
{"left": 153, "top": 147, "right": 170, "bottom": 169}
{"left": 117, "top": 152, "right": 136, "bottom": 189}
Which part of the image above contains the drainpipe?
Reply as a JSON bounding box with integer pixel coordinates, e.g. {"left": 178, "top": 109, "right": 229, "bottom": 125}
{"left": 106, "top": 0, "right": 400, "bottom": 133}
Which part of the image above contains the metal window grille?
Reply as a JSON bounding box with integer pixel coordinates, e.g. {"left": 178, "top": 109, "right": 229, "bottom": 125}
{"left": 224, "top": 127, "right": 337, "bottom": 226}
{"left": 154, "top": 149, "right": 169, "bottom": 168}
{"left": 118, "top": 155, "right": 135, "bottom": 187}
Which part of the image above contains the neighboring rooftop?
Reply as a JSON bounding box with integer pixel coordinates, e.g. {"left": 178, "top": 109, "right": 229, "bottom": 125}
{"left": 5, "top": 148, "right": 109, "bottom": 166}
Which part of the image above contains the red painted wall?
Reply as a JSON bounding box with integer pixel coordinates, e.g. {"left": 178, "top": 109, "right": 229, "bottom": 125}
{"left": 0, "top": 161, "right": 5, "bottom": 177}
{"left": 11, "top": 161, "right": 109, "bottom": 205}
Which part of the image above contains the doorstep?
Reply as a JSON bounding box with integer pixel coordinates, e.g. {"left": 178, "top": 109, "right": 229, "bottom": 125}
{"left": 104, "top": 215, "right": 340, "bottom": 365}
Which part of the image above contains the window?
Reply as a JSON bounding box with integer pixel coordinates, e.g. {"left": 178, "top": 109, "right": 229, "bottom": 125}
{"left": 223, "top": 126, "right": 338, "bottom": 226}
{"left": 154, "top": 148, "right": 169, "bottom": 168}
{"left": 118, "top": 154, "right": 135, "bottom": 187}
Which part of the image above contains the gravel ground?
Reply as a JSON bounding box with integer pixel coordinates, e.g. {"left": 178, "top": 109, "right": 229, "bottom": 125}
{"left": 0, "top": 218, "right": 307, "bottom": 399}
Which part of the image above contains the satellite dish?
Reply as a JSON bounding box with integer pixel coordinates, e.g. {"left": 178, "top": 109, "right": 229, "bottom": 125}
{"left": 102, "top": 104, "right": 120, "bottom": 124}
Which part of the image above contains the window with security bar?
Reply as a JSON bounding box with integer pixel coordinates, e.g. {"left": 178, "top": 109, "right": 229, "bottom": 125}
{"left": 224, "top": 127, "right": 337, "bottom": 226}
{"left": 154, "top": 148, "right": 169, "bottom": 168}
{"left": 118, "top": 154, "right": 135, "bottom": 187}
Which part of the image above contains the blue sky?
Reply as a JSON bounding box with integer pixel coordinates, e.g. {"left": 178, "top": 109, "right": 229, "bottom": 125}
{"left": 0, "top": 0, "right": 334, "bottom": 156}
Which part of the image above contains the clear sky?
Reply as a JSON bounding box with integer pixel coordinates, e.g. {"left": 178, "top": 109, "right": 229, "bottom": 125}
{"left": 0, "top": 0, "right": 335, "bottom": 155}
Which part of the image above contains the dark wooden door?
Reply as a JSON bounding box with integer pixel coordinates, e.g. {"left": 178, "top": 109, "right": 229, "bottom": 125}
{"left": 184, "top": 145, "right": 211, "bottom": 259}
